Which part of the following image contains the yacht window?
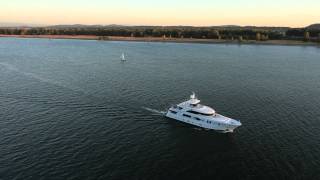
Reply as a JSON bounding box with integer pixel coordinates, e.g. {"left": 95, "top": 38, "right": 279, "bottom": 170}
{"left": 187, "top": 110, "right": 213, "bottom": 116}
{"left": 183, "top": 114, "right": 191, "bottom": 118}
{"left": 169, "top": 110, "right": 177, "bottom": 114}
{"left": 194, "top": 117, "right": 201, "bottom": 121}
{"left": 178, "top": 106, "right": 183, "bottom": 110}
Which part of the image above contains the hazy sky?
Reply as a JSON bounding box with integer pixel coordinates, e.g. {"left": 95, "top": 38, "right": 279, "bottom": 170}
{"left": 1, "top": 0, "right": 319, "bottom": 27}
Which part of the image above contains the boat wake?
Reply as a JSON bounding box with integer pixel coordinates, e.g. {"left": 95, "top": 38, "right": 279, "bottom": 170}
{"left": 0, "top": 62, "right": 82, "bottom": 93}
{"left": 192, "top": 127, "right": 203, "bottom": 131}
{"left": 142, "top": 107, "right": 166, "bottom": 115}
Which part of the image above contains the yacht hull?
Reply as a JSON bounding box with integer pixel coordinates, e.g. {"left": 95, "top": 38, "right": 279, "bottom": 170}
{"left": 165, "top": 110, "right": 240, "bottom": 132}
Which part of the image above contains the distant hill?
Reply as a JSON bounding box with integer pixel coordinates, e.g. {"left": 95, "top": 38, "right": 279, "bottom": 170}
{"left": 306, "top": 24, "right": 320, "bottom": 30}
{"left": 217, "top": 25, "right": 241, "bottom": 28}
{"left": 0, "top": 22, "right": 44, "bottom": 27}
{"left": 47, "top": 24, "right": 127, "bottom": 29}
{"left": 48, "top": 24, "right": 103, "bottom": 29}
{"left": 0, "top": 22, "right": 314, "bottom": 30}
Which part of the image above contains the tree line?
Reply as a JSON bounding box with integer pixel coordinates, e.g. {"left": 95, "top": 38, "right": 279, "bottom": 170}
{"left": 1, "top": 26, "right": 320, "bottom": 42}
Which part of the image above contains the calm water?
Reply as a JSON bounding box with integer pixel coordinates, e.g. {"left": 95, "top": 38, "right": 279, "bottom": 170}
{"left": 0, "top": 38, "right": 320, "bottom": 179}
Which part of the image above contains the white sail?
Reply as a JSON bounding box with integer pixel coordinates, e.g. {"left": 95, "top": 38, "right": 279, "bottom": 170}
{"left": 120, "top": 53, "right": 125, "bottom": 61}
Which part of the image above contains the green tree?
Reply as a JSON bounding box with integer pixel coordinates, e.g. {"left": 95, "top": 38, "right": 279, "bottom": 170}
{"left": 256, "top": 32, "right": 261, "bottom": 41}
{"left": 238, "top": 36, "right": 243, "bottom": 42}
{"left": 20, "top": 29, "right": 28, "bottom": 35}
{"left": 304, "top": 31, "right": 310, "bottom": 41}
{"left": 209, "top": 30, "right": 220, "bottom": 39}
{"left": 260, "top": 34, "right": 269, "bottom": 41}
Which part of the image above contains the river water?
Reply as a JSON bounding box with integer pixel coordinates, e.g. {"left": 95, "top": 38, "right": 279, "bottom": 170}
{"left": 0, "top": 38, "right": 319, "bottom": 179}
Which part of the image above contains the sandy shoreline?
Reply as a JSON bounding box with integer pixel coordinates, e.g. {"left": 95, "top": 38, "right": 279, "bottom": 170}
{"left": 0, "top": 34, "right": 319, "bottom": 46}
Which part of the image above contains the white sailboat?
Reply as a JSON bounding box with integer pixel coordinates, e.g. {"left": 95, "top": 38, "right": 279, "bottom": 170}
{"left": 120, "top": 53, "right": 126, "bottom": 61}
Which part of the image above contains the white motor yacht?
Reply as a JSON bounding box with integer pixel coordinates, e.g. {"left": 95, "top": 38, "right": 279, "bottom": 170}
{"left": 165, "top": 93, "right": 241, "bottom": 132}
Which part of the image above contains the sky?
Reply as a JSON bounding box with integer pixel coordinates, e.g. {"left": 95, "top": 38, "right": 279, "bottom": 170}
{"left": 0, "top": 0, "right": 319, "bottom": 27}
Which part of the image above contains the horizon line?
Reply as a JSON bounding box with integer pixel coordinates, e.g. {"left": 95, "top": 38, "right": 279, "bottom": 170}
{"left": 0, "top": 22, "right": 317, "bottom": 28}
